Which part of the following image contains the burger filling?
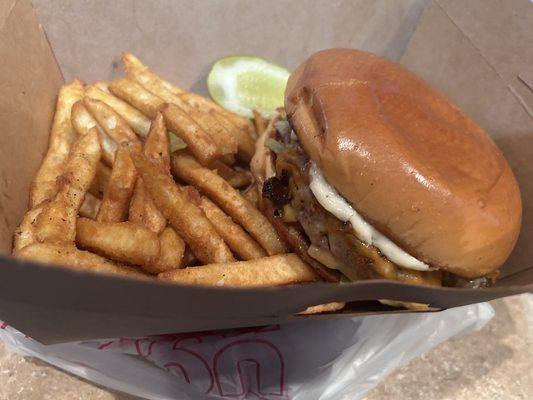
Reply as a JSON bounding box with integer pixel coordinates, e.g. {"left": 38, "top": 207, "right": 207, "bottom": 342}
{"left": 259, "top": 119, "right": 494, "bottom": 289}
{"left": 308, "top": 164, "right": 433, "bottom": 272}
{"left": 257, "top": 120, "right": 439, "bottom": 286}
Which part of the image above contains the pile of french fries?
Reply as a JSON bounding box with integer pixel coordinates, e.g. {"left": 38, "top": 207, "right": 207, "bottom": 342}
{"left": 12, "top": 53, "right": 343, "bottom": 313}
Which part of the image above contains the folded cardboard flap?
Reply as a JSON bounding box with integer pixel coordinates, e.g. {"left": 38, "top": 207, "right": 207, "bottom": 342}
{"left": 0, "top": 0, "right": 63, "bottom": 252}
{"left": 0, "top": 0, "right": 531, "bottom": 342}
{"left": 0, "top": 255, "right": 528, "bottom": 343}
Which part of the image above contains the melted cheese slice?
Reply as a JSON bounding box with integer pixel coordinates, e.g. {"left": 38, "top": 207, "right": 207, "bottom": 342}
{"left": 309, "top": 163, "right": 434, "bottom": 271}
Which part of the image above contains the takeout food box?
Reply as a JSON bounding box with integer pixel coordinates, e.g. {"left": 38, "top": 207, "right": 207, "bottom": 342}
{"left": 0, "top": 0, "right": 531, "bottom": 343}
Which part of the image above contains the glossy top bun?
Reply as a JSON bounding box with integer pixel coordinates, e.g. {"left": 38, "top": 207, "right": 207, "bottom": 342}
{"left": 285, "top": 48, "right": 521, "bottom": 278}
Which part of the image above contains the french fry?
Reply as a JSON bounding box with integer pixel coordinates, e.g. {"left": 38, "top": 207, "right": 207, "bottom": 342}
{"left": 123, "top": 53, "right": 238, "bottom": 156}
{"left": 144, "top": 227, "right": 186, "bottom": 274}
{"left": 123, "top": 53, "right": 182, "bottom": 95}
{"left": 109, "top": 77, "right": 164, "bottom": 118}
{"left": 29, "top": 79, "right": 84, "bottom": 208}
{"left": 242, "top": 183, "right": 260, "bottom": 208}
{"left": 13, "top": 203, "right": 46, "bottom": 251}
{"left": 76, "top": 218, "right": 160, "bottom": 266}
{"left": 92, "top": 80, "right": 110, "bottom": 93}
{"left": 253, "top": 109, "right": 266, "bottom": 136}
{"left": 97, "top": 147, "right": 137, "bottom": 223}
{"left": 89, "top": 162, "right": 112, "bottom": 198}
{"left": 196, "top": 193, "right": 266, "bottom": 260}
{"left": 197, "top": 107, "right": 256, "bottom": 161}
{"left": 85, "top": 84, "right": 151, "bottom": 137}
{"left": 298, "top": 302, "right": 346, "bottom": 315}
{"left": 171, "top": 153, "right": 286, "bottom": 255}
{"left": 143, "top": 112, "right": 170, "bottom": 171}
{"left": 79, "top": 193, "right": 101, "bottom": 220}
{"left": 162, "top": 103, "right": 220, "bottom": 165}
{"left": 129, "top": 181, "right": 166, "bottom": 234}
{"left": 13, "top": 196, "right": 100, "bottom": 251}
{"left": 158, "top": 254, "right": 318, "bottom": 287}
{"left": 212, "top": 161, "right": 252, "bottom": 188}
{"left": 129, "top": 112, "right": 168, "bottom": 234}
{"left": 15, "top": 243, "right": 147, "bottom": 278}
{"left": 131, "top": 153, "right": 234, "bottom": 264}
{"left": 181, "top": 92, "right": 257, "bottom": 160}
{"left": 34, "top": 128, "right": 101, "bottom": 243}
{"left": 71, "top": 100, "right": 117, "bottom": 166}
{"left": 83, "top": 97, "right": 141, "bottom": 151}
{"left": 178, "top": 91, "right": 252, "bottom": 135}
{"left": 109, "top": 77, "right": 220, "bottom": 165}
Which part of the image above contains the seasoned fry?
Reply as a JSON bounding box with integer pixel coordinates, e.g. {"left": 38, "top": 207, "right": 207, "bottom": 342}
{"left": 83, "top": 97, "right": 141, "bottom": 150}
{"left": 15, "top": 243, "right": 147, "bottom": 278}
{"left": 129, "top": 113, "right": 168, "bottom": 234}
{"left": 79, "top": 193, "right": 101, "bottom": 220}
{"left": 132, "top": 153, "right": 234, "bottom": 264}
{"left": 171, "top": 153, "right": 286, "bottom": 255}
{"left": 143, "top": 112, "right": 170, "bottom": 171}
{"left": 181, "top": 92, "right": 257, "bottom": 160}
{"left": 123, "top": 53, "right": 238, "bottom": 156}
{"left": 29, "top": 79, "right": 84, "bottom": 208}
{"left": 109, "top": 77, "right": 164, "bottom": 118}
{"left": 109, "top": 77, "right": 219, "bottom": 165}
{"left": 196, "top": 193, "right": 266, "bottom": 260}
{"left": 253, "top": 109, "right": 266, "bottom": 136}
{"left": 34, "top": 129, "right": 101, "bottom": 243}
{"left": 89, "top": 162, "right": 112, "bottom": 198}
{"left": 97, "top": 147, "right": 137, "bottom": 223}
{"left": 85, "top": 84, "right": 151, "bottom": 137}
{"left": 76, "top": 218, "right": 160, "bottom": 266}
{"left": 71, "top": 100, "right": 117, "bottom": 165}
{"left": 18, "top": 53, "right": 355, "bottom": 293}
{"left": 158, "top": 254, "right": 318, "bottom": 287}
{"left": 92, "top": 80, "right": 110, "bottom": 93}
{"left": 242, "top": 183, "right": 260, "bottom": 208}
{"left": 162, "top": 103, "right": 220, "bottom": 165}
{"left": 13, "top": 203, "right": 46, "bottom": 251}
{"left": 180, "top": 91, "right": 252, "bottom": 135}
{"left": 208, "top": 109, "right": 256, "bottom": 161}
{"left": 144, "top": 227, "right": 186, "bottom": 274}
{"left": 298, "top": 302, "right": 346, "bottom": 315}
{"left": 129, "top": 181, "right": 166, "bottom": 234}
{"left": 122, "top": 53, "right": 182, "bottom": 95}
{"left": 212, "top": 161, "right": 252, "bottom": 188}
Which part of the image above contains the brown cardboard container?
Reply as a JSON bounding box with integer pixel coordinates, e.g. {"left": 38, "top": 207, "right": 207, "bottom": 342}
{"left": 0, "top": 0, "right": 531, "bottom": 344}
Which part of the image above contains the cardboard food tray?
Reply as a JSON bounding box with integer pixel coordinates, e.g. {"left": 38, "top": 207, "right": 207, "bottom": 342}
{"left": 0, "top": 0, "right": 531, "bottom": 343}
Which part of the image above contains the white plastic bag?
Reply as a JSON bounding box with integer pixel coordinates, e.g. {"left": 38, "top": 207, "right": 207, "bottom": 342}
{"left": 0, "top": 303, "right": 493, "bottom": 400}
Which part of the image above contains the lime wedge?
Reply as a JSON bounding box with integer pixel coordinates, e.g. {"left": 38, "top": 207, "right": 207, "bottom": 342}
{"left": 207, "top": 56, "right": 290, "bottom": 119}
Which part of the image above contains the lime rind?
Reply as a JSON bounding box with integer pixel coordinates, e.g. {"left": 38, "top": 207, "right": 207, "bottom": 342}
{"left": 207, "top": 56, "right": 290, "bottom": 119}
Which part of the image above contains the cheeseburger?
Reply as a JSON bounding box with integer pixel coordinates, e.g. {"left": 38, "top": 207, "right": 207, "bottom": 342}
{"left": 252, "top": 48, "right": 522, "bottom": 289}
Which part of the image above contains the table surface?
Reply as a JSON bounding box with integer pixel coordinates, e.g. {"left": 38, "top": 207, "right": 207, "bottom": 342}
{"left": 0, "top": 294, "right": 530, "bottom": 400}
